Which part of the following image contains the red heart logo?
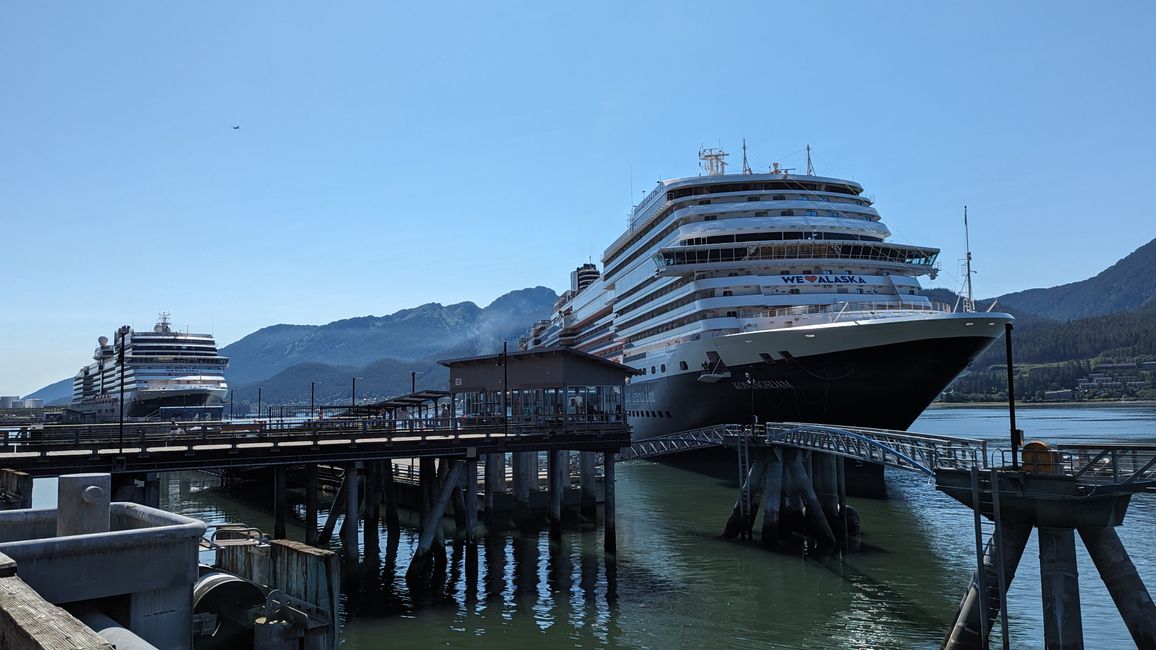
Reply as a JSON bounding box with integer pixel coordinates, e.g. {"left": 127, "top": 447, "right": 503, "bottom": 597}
{"left": 804, "top": 275, "right": 817, "bottom": 282}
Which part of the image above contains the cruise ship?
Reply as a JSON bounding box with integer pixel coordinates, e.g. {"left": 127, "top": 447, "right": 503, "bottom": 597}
{"left": 69, "top": 313, "right": 229, "bottom": 421}
{"left": 524, "top": 146, "right": 1013, "bottom": 440}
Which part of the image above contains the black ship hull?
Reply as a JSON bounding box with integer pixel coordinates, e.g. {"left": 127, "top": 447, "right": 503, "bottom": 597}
{"left": 625, "top": 334, "right": 997, "bottom": 440}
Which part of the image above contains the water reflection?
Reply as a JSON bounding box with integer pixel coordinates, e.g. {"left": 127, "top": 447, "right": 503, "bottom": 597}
{"left": 127, "top": 404, "right": 1156, "bottom": 648}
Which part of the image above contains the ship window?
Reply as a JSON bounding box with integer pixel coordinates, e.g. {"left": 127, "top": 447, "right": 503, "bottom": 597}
{"left": 773, "top": 195, "right": 786, "bottom": 200}
{"left": 781, "top": 210, "right": 794, "bottom": 216}
{"left": 665, "top": 411, "right": 671, "bottom": 418}
{"left": 805, "top": 210, "right": 817, "bottom": 216}
{"left": 704, "top": 215, "right": 716, "bottom": 221}
{"left": 651, "top": 366, "right": 656, "bottom": 374}
{"left": 789, "top": 289, "right": 800, "bottom": 295}
{"left": 660, "top": 364, "right": 666, "bottom": 372}
{"left": 747, "top": 196, "right": 760, "bottom": 201}
{"left": 726, "top": 311, "right": 738, "bottom": 318}
{"left": 698, "top": 200, "right": 711, "bottom": 205}
{"left": 722, "top": 290, "right": 732, "bottom": 296}
{"left": 679, "top": 361, "right": 688, "bottom": 370}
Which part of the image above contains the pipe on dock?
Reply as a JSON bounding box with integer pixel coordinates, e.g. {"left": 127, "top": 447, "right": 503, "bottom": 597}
{"left": 1039, "top": 527, "right": 1083, "bottom": 649}
{"left": 942, "top": 522, "right": 1032, "bottom": 650}
{"left": 71, "top": 605, "right": 158, "bottom": 650}
{"left": 1078, "top": 526, "right": 1156, "bottom": 648}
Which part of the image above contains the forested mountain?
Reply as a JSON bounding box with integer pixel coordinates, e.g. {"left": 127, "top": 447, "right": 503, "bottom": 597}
{"left": 221, "top": 287, "right": 557, "bottom": 385}
{"left": 995, "top": 238, "right": 1156, "bottom": 321}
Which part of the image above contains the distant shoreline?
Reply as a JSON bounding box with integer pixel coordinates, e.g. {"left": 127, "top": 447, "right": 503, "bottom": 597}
{"left": 929, "top": 400, "right": 1156, "bottom": 409}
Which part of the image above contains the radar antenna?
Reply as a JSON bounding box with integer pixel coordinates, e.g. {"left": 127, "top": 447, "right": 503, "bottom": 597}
{"left": 741, "top": 139, "right": 752, "bottom": 174}
{"left": 699, "top": 147, "right": 729, "bottom": 176}
{"left": 805, "top": 144, "right": 814, "bottom": 175}
{"left": 963, "top": 206, "right": 976, "bottom": 313}
{"left": 156, "top": 311, "right": 172, "bottom": 333}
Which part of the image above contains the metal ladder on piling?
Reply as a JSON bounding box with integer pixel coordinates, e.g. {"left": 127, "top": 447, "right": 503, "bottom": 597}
{"left": 968, "top": 467, "right": 1010, "bottom": 650}
{"left": 736, "top": 425, "right": 753, "bottom": 539}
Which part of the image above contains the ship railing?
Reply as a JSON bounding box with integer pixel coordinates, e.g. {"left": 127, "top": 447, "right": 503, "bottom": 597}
{"left": 745, "top": 300, "right": 954, "bottom": 322}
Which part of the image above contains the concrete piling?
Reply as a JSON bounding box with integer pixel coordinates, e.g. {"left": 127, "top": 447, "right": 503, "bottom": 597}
{"left": 1039, "top": 526, "right": 1083, "bottom": 649}
{"left": 760, "top": 448, "right": 784, "bottom": 545}
{"left": 512, "top": 452, "right": 531, "bottom": 524}
{"left": 483, "top": 452, "right": 504, "bottom": 527}
{"left": 942, "top": 522, "right": 1033, "bottom": 650}
{"left": 785, "top": 450, "right": 835, "bottom": 545}
{"left": 56, "top": 473, "right": 111, "bottom": 537}
{"left": 383, "top": 459, "right": 400, "bottom": 535}
{"left": 1078, "top": 526, "right": 1156, "bottom": 648}
{"left": 812, "top": 453, "right": 839, "bottom": 530}
{"left": 723, "top": 458, "right": 766, "bottom": 539}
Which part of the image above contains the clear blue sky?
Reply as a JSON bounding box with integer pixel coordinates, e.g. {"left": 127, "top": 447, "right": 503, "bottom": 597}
{"left": 3, "top": 1, "right": 1154, "bottom": 396}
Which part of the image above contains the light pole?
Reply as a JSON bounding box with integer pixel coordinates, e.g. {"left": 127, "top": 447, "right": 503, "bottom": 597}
{"left": 257, "top": 387, "right": 262, "bottom": 421}
{"left": 228, "top": 389, "right": 235, "bottom": 419}
{"left": 410, "top": 371, "right": 416, "bottom": 395}
{"left": 351, "top": 377, "right": 361, "bottom": 415}
{"left": 310, "top": 381, "right": 320, "bottom": 419}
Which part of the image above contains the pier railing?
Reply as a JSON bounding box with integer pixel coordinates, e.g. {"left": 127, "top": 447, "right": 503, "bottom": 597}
{"left": 763, "top": 423, "right": 989, "bottom": 475}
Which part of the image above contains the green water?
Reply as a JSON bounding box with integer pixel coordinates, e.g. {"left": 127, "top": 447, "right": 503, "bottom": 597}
{"left": 32, "top": 404, "right": 1156, "bottom": 648}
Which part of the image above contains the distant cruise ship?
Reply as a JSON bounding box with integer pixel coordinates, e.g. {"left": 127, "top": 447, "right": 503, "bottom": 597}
{"left": 69, "top": 313, "right": 229, "bottom": 421}
{"left": 524, "top": 146, "right": 1012, "bottom": 439}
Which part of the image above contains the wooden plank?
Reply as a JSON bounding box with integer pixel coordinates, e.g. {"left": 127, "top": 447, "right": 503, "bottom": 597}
{"left": 0, "top": 575, "right": 114, "bottom": 649}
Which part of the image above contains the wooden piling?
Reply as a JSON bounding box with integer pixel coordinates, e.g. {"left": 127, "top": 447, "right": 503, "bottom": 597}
{"left": 342, "top": 463, "right": 359, "bottom": 560}
{"left": 465, "top": 458, "right": 479, "bottom": 544}
{"left": 317, "top": 473, "right": 347, "bottom": 546}
{"left": 382, "top": 459, "right": 400, "bottom": 535}
{"left": 579, "top": 451, "right": 597, "bottom": 524}
{"left": 549, "top": 450, "right": 563, "bottom": 545}
{"left": 408, "top": 461, "right": 464, "bottom": 579}
{"left": 269, "top": 539, "right": 341, "bottom": 649}
{"left": 306, "top": 464, "right": 319, "bottom": 546}
{"left": 785, "top": 451, "right": 835, "bottom": 544}
{"left": 604, "top": 453, "right": 616, "bottom": 556}
{"left": 484, "top": 452, "right": 504, "bottom": 526}
{"left": 273, "top": 465, "right": 287, "bottom": 539}
{"left": 512, "top": 452, "right": 530, "bottom": 524}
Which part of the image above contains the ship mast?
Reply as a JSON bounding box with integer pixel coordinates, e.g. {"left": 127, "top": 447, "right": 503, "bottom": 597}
{"left": 741, "top": 139, "right": 752, "bottom": 174}
{"left": 805, "top": 144, "right": 814, "bottom": 175}
{"left": 963, "top": 206, "right": 975, "bottom": 313}
{"left": 699, "top": 147, "right": 729, "bottom": 176}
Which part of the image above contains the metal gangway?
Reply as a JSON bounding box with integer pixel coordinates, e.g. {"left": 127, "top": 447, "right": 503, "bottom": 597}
{"left": 624, "top": 421, "right": 1156, "bottom": 488}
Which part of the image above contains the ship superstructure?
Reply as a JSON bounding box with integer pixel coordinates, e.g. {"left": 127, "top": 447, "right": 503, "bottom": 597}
{"left": 69, "top": 313, "right": 229, "bottom": 421}
{"left": 524, "top": 146, "right": 1012, "bottom": 439}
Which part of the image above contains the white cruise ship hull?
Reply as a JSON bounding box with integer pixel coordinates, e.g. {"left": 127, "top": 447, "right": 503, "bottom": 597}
{"left": 624, "top": 312, "right": 1010, "bottom": 440}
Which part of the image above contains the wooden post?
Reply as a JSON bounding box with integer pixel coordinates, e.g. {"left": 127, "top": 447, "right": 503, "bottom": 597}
{"left": 419, "top": 457, "right": 437, "bottom": 534}
{"left": 306, "top": 464, "right": 319, "bottom": 546}
{"left": 511, "top": 452, "right": 530, "bottom": 524}
{"left": 363, "top": 462, "right": 380, "bottom": 554}
{"left": 483, "top": 452, "right": 503, "bottom": 527}
{"left": 269, "top": 539, "right": 340, "bottom": 650}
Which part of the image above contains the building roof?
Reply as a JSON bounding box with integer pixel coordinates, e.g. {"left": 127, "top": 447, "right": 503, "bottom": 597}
{"left": 438, "top": 346, "right": 642, "bottom": 376}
